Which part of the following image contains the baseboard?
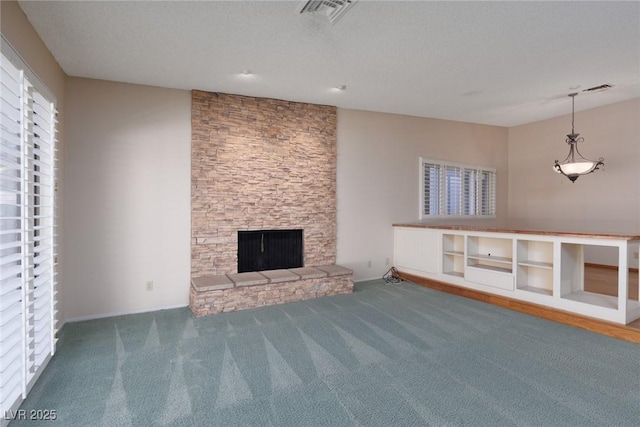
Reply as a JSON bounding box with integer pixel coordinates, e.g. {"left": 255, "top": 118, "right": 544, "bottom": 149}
{"left": 397, "top": 271, "right": 640, "bottom": 345}
{"left": 64, "top": 303, "right": 189, "bottom": 323}
{"left": 585, "top": 262, "right": 639, "bottom": 273}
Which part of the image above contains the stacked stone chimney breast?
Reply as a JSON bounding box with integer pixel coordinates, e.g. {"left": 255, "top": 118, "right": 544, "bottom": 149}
{"left": 191, "top": 91, "right": 338, "bottom": 278}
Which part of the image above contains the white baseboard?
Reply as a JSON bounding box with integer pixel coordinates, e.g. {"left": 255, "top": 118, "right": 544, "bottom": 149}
{"left": 62, "top": 279, "right": 396, "bottom": 324}
{"left": 64, "top": 303, "right": 189, "bottom": 324}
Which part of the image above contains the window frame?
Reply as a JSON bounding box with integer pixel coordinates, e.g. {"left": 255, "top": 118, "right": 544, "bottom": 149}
{"left": 419, "top": 157, "right": 496, "bottom": 219}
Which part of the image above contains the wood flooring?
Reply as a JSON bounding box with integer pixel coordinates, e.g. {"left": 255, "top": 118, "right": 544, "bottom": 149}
{"left": 584, "top": 265, "right": 640, "bottom": 329}
{"left": 398, "top": 265, "right": 640, "bottom": 343}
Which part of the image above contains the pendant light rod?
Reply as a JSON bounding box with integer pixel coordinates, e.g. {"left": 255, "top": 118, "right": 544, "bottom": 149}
{"left": 569, "top": 92, "right": 576, "bottom": 135}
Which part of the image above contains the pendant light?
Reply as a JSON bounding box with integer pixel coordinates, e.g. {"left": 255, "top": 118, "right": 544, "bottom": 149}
{"left": 554, "top": 93, "right": 604, "bottom": 182}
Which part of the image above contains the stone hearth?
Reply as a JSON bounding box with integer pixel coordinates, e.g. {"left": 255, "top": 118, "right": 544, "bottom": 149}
{"left": 190, "top": 265, "right": 353, "bottom": 316}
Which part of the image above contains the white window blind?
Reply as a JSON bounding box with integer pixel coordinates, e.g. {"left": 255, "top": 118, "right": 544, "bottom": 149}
{"left": 1, "top": 39, "right": 58, "bottom": 422}
{"left": 444, "top": 165, "right": 462, "bottom": 215}
{"left": 422, "top": 161, "right": 441, "bottom": 215}
{"left": 420, "top": 158, "right": 495, "bottom": 218}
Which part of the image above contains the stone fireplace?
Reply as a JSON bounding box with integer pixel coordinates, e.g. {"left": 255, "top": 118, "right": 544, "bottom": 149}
{"left": 190, "top": 91, "right": 352, "bottom": 316}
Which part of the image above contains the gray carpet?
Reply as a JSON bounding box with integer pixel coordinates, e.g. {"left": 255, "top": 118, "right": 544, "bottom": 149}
{"left": 12, "top": 280, "right": 640, "bottom": 426}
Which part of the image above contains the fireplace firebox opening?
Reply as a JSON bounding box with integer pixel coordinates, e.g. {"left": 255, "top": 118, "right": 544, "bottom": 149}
{"left": 238, "top": 229, "right": 303, "bottom": 273}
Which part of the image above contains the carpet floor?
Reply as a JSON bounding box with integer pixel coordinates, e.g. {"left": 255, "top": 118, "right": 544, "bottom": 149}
{"left": 12, "top": 280, "right": 640, "bottom": 426}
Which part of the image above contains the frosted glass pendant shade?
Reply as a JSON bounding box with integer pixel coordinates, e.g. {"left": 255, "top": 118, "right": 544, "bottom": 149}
{"left": 560, "top": 161, "right": 597, "bottom": 175}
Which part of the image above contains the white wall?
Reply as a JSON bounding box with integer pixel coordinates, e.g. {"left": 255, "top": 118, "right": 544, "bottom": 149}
{"left": 336, "top": 109, "right": 509, "bottom": 281}
{"left": 508, "top": 98, "right": 640, "bottom": 267}
{"left": 64, "top": 78, "right": 191, "bottom": 320}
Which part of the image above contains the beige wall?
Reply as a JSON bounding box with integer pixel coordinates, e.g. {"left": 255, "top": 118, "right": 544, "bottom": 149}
{"left": 508, "top": 98, "right": 640, "bottom": 232}
{"left": 64, "top": 77, "right": 191, "bottom": 320}
{"left": 1, "top": 1, "right": 65, "bottom": 99}
{"left": 508, "top": 98, "right": 640, "bottom": 267}
{"left": 2, "top": 1, "right": 67, "bottom": 319}
{"left": 336, "top": 109, "right": 509, "bottom": 281}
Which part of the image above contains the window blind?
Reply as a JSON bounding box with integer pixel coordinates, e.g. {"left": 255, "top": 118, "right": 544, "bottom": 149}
{"left": 422, "top": 162, "right": 441, "bottom": 216}
{"left": 420, "top": 157, "right": 495, "bottom": 218}
{"left": 480, "top": 169, "right": 496, "bottom": 216}
{"left": 444, "top": 165, "right": 461, "bottom": 215}
{"left": 1, "top": 41, "right": 57, "bottom": 421}
{"left": 0, "top": 51, "right": 25, "bottom": 414}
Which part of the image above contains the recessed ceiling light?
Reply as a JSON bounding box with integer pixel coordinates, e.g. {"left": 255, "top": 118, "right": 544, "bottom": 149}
{"left": 240, "top": 70, "right": 253, "bottom": 76}
{"left": 334, "top": 85, "right": 347, "bottom": 91}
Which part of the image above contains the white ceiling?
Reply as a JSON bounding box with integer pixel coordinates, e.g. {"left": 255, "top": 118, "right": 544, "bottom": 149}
{"left": 18, "top": 0, "right": 640, "bottom": 127}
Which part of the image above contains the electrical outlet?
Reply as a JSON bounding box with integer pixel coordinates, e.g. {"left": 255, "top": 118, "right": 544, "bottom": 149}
{"left": 367, "top": 260, "right": 372, "bottom": 268}
{"left": 385, "top": 257, "right": 390, "bottom": 266}
{"left": 145, "top": 281, "right": 154, "bottom": 291}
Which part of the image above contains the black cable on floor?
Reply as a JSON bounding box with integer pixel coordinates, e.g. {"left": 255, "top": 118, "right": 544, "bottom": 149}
{"left": 382, "top": 266, "right": 402, "bottom": 284}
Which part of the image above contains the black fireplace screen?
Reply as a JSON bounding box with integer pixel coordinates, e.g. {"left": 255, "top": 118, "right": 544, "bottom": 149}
{"left": 237, "top": 229, "right": 303, "bottom": 273}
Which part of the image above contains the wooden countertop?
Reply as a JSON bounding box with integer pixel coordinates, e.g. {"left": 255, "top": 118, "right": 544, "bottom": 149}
{"left": 392, "top": 223, "right": 640, "bottom": 241}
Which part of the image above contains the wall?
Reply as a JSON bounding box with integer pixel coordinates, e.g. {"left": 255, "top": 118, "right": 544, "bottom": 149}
{"left": 1, "top": 2, "right": 65, "bottom": 99}
{"left": 64, "top": 78, "right": 191, "bottom": 320}
{"left": 1, "top": 1, "right": 67, "bottom": 320}
{"left": 508, "top": 98, "right": 640, "bottom": 267}
{"left": 336, "top": 109, "right": 509, "bottom": 281}
{"left": 191, "top": 91, "right": 337, "bottom": 277}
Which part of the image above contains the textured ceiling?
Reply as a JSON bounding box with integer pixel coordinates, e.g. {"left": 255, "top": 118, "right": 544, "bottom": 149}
{"left": 18, "top": 1, "right": 640, "bottom": 127}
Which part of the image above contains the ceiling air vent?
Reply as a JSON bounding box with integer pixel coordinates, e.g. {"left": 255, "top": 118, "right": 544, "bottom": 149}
{"left": 582, "top": 84, "right": 613, "bottom": 93}
{"left": 300, "top": 0, "right": 358, "bottom": 24}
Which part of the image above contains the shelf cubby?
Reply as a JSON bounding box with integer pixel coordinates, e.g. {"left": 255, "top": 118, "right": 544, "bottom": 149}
{"left": 560, "top": 243, "right": 621, "bottom": 310}
{"left": 443, "top": 234, "right": 464, "bottom": 277}
{"left": 466, "top": 236, "right": 513, "bottom": 273}
{"left": 465, "top": 236, "right": 514, "bottom": 290}
{"left": 516, "top": 240, "right": 553, "bottom": 296}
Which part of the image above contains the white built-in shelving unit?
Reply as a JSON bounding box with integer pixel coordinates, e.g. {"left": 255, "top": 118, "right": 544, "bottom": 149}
{"left": 394, "top": 225, "right": 640, "bottom": 325}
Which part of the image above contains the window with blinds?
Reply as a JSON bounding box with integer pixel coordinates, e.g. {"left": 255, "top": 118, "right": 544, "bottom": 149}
{"left": 420, "top": 158, "right": 495, "bottom": 218}
{"left": 1, "top": 40, "right": 58, "bottom": 420}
